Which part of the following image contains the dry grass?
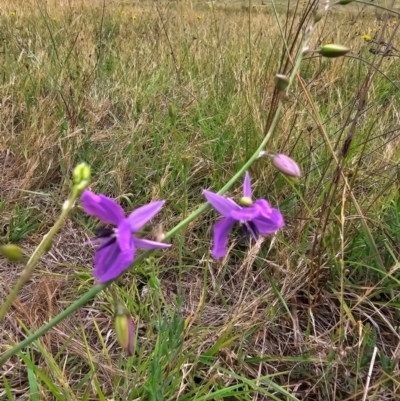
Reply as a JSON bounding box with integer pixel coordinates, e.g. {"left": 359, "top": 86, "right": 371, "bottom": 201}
{"left": 1, "top": 0, "right": 400, "bottom": 400}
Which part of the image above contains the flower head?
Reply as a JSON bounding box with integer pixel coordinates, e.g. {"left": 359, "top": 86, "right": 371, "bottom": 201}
{"left": 361, "top": 34, "right": 371, "bottom": 41}
{"left": 82, "top": 190, "right": 171, "bottom": 283}
{"left": 203, "top": 172, "right": 284, "bottom": 258}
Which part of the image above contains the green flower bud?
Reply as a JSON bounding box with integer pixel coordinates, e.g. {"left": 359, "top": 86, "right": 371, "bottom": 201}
{"left": 337, "top": 0, "right": 354, "bottom": 4}
{"left": 73, "top": 162, "right": 91, "bottom": 192}
{"left": 313, "top": 9, "right": 324, "bottom": 23}
{"left": 317, "top": 44, "right": 350, "bottom": 58}
{"left": 239, "top": 196, "right": 253, "bottom": 206}
{"left": 275, "top": 74, "right": 289, "bottom": 92}
{"left": 0, "top": 244, "right": 25, "bottom": 262}
{"left": 114, "top": 305, "right": 135, "bottom": 356}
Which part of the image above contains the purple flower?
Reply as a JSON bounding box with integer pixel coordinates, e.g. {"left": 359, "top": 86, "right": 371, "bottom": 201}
{"left": 81, "top": 190, "right": 171, "bottom": 283}
{"left": 203, "top": 172, "right": 284, "bottom": 258}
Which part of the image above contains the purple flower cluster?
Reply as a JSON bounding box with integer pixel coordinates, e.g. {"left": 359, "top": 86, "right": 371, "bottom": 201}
{"left": 82, "top": 172, "right": 284, "bottom": 283}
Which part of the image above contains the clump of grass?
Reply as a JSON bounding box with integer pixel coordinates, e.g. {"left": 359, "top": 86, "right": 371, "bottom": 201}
{"left": 1, "top": 0, "right": 400, "bottom": 399}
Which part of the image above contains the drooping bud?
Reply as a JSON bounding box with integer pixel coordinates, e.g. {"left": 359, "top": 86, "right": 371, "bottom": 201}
{"left": 271, "top": 154, "right": 301, "bottom": 178}
{"left": 73, "top": 162, "right": 91, "bottom": 192}
{"left": 275, "top": 74, "right": 289, "bottom": 92}
{"left": 317, "top": 44, "right": 350, "bottom": 58}
{"left": 313, "top": 9, "right": 324, "bottom": 23}
{"left": 239, "top": 196, "right": 253, "bottom": 206}
{"left": 114, "top": 305, "right": 135, "bottom": 356}
{"left": 0, "top": 244, "right": 25, "bottom": 262}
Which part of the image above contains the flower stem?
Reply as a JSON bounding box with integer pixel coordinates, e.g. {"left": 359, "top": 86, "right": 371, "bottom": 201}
{"left": 0, "top": 31, "right": 310, "bottom": 367}
{"left": 0, "top": 188, "right": 81, "bottom": 322}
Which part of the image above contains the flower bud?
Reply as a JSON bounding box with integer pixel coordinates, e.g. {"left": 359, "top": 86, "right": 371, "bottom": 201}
{"left": 73, "top": 162, "right": 91, "bottom": 192}
{"left": 0, "top": 244, "right": 25, "bottom": 262}
{"left": 271, "top": 154, "right": 301, "bottom": 178}
{"left": 275, "top": 74, "right": 289, "bottom": 92}
{"left": 114, "top": 305, "right": 135, "bottom": 356}
{"left": 313, "top": 9, "right": 324, "bottom": 23}
{"left": 317, "top": 44, "right": 350, "bottom": 58}
{"left": 337, "top": 0, "right": 354, "bottom": 4}
{"left": 239, "top": 196, "right": 253, "bottom": 206}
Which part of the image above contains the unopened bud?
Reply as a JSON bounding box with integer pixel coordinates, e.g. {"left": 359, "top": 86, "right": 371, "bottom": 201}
{"left": 336, "top": 0, "right": 354, "bottom": 4}
{"left": 317, "top": 44, "right": 350, "bottom": 58}
{"left": 73, "top": 162, "right": 91, "bottom": 192}
{"left": 114, "top": 305, "right": 135, "bottom": 356}
{"left": 0, "top": 244, "right": 25, "bottom": 262}
{"left": 239, "top": 196, "right": 253, "bottom": 206}
{"left": 313, "top": 10, "right": 324, "bottom": 23}
{"left": 271, "top": 154, "right": 301, "bottom": 178}
{"left": 275, "top": 74, "right": 289, "bottom": 91}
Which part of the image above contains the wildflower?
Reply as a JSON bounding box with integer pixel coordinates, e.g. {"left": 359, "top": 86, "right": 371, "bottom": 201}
{"left": 121, "top": 10, "right": 125, "bottom": 15}
{"left": 361, "top": 34, "right": 371, "bottom": 41}
{"left": 325, "top": 39, "right": 333, "bottom": 44}
{"left": 114, "top": 305, "right": 135, "bottom": 356}
{"left": 82, "top": 190, "right": 171, "bottom": 283}
{"left": 197, "top": 15, "right": 202, "bottom": 20}
{"left": 203, "top": 172, "right": 284, "bottom": 258}
{"left": 132, "top": 14, "right": 137, "bottom": 20}
{"left": 271, "top": 154, "right": 301, "bottom": 178}
{"left": 9, "top": 10, "right": 16, "bottom": 16}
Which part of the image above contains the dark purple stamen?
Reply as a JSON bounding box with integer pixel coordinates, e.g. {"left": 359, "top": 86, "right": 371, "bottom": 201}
{"left": 243, "top": 221, "right": 259, "bottom": 241}
{"left": 95, "top": 227, "right": 114, "bottom": 238}
{"left": 95, "top": 227, "right": 117, "bottom": 251}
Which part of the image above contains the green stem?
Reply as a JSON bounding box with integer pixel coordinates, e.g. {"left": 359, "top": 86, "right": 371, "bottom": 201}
{"left": 353, "top": 0, "right": 400, "bottom": 17}
{"left": 0, "top": 188, "right": 81, "bottom": 322}
{"left": 0, "top": 30, "right": 309, "bottom": 367}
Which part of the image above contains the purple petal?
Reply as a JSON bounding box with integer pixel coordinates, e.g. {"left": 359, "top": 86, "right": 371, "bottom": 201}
{"left": 254, "top": 199, "right": 272, "bottom": 216}
{"left": 133, "top": 237, "right": 171, "bottom": 249}
{"left": 252, "top": 208, "right": 284, "bottom": 235}
{"left": 93, "top": 240, "right": 135, "bottom": 283}
{"left": 128, "top": 201, "right": 165, "bottom": 232}
{"left": 230, "top": 205, "right": 260, "bottom": 221}
{"left": 203, "top": 190, "right": 240, "bottom": 217}
{"left": 117, "top": 219, "right": 133, "bottom": 252}
{"left": 81, "top": 190, "right": 125, "bottom": 225}
{"left": 211, "top": 217, "right": 236, "bottom": 258}
{"left": 243, "top": 172, "right": 252, "bottom": 198}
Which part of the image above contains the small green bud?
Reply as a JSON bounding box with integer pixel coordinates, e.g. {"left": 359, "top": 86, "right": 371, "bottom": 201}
{"left": 114, "top": 305, "right": 135, "bottom": 356}
{"left": 317, "top": 44, "right": 350, "bottom": 58}
{"left": 274, "top": 74, "right": 289, "bottom": 91}
{"left": 337, "top": 0, "right": 354, "bottom": 4}
{"left": 73, "top": 162, "right": 91, "bottom": 192}
{"left": 313, "top": 10, "right": 324, "bottom": 23}
{"left": 0, "top": 244, "right": 25, "bottom": 262}
{"left": 239, "top": 196, "right": 253, "bottom": 206}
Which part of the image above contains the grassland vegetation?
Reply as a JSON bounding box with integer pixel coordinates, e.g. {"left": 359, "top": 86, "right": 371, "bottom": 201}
{"left": 1, "top": 0, "right": 400, "bottom": 399}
